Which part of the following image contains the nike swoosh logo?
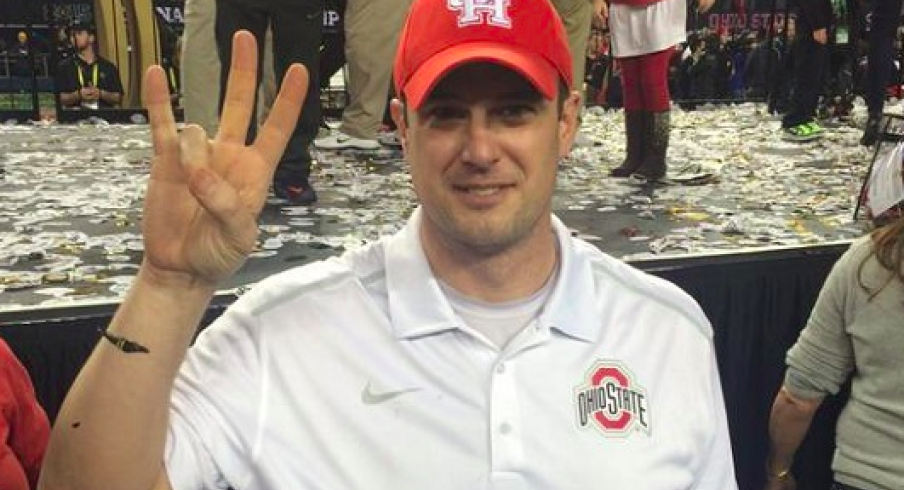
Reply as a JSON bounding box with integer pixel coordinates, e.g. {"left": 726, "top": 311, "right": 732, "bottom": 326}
{"left": 361, "top": 381, "right": 421, "bottom": 405}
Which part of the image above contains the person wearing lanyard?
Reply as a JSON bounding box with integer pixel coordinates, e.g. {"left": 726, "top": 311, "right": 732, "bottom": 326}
{"left": 55, "top": 21, "right": 124, "bottom": 110}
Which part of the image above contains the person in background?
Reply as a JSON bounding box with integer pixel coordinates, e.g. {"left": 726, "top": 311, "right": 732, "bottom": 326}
{"left": 551, "top": 0, "right": 604, "bottom": 108}
{"left": 779, "top": 0, "right": 832, "bottom": 142}
{"left": 584, "top": 28, "right": 611, "bottom": 107}
{"left": 38, "top": 1, "right": 737, "bottom": 489}
{"left": 55, "top": 21, "right": 123, "bottom": 110}
{"left": 52, "top": 27, "right": 73, "bottom": 64}
{"left": 859, "top": 0, "right": 904, "bottom": 146}
{"left": 0, "top": 338, "right": 51, "bottom": 490}
{"left": 767, "top": 16, "right": 796, "bottom": 116}
{"left": 745, "top": 32, "right": 773, "bottom": 99}
{"left": 159, "top": 36, "right": 183, "bottom": 109}
{"left": 180, "top": 0, "right": 222, "bottom": 135}
{"left": 605, "top": 0, "right": 715, "bottom": 181}
{"left": 214, "top": 0, "right": 323, "bottom": 205}
{"left": 313, "top": 0, "right": 414, "bottom": 151}
{"left": 763, "top": 160, "right": 904, "bottom": 489}
{"left": 11, "top": 31, "right": 32, "bottom": 78}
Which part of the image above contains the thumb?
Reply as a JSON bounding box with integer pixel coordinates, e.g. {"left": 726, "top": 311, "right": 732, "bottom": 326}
{"left": 179, "top": 124, "right": 211, "bottom": 174}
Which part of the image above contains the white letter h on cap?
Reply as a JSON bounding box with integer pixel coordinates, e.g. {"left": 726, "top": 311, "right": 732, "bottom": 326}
{"left": 448, "top": 0, "right": 512, "bottom": 28}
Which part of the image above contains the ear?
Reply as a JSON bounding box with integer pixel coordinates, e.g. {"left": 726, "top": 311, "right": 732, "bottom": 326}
{"left": 390, "top": 98, "right": 408, "bottom": 153}
{"left": 557, "top": 91, "right": 582, "bottom": 160}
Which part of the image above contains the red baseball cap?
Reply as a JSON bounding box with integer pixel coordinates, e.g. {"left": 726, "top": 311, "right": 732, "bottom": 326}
{"left": 393, "top": 0, "right": 573, "bottom": 111}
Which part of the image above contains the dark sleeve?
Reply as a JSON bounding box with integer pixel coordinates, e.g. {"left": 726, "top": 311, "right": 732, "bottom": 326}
{"left": 0, "top": 340, "right": 51, "bottom": 490}
{"left": 101, "top": 60, "right": 124, "bottom": 94}
{"left": 55, "top": 59, "right": 78, "bottom": 93}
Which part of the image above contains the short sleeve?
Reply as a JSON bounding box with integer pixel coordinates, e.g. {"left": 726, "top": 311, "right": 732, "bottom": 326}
{"left": 164, "top": 306, "right": 263, "bottom": 490}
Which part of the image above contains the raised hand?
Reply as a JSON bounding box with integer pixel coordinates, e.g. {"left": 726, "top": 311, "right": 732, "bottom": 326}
{"left": 141, "top": 30, "right": 308, "bottom": 288}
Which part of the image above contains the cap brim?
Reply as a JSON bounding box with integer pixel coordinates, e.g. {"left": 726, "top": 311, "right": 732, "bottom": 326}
{"left": 402, "top": 41, "right": 560, "bottom": 111}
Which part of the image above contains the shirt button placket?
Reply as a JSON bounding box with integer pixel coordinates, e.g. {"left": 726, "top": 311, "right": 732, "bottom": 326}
{"left": 489, "top": 359, "right": 524, "bottom": 474}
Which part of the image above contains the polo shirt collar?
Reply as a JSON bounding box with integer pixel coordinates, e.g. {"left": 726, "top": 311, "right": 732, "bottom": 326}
{"left": 384, "top": 209, "right": 598, "bottom": 343}
{"left": 539, "top": 215, "right": 597, "bottom": 343}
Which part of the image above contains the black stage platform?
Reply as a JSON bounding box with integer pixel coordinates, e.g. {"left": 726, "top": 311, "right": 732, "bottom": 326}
{"left": 0, "top": 106, "right": 879, "bottom": 489}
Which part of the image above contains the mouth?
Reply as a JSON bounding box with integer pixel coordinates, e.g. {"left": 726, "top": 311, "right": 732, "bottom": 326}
{"left": 452, "top": 184, "right": 514, "bottom": 196}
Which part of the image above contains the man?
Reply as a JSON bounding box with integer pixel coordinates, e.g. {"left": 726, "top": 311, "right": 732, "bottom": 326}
{"left": 55, "top": 22, "right": 123, "bottom": 110}
{"left": 39, "top": 1, "right": 737, "bottom": 489}
{"left": 214, "top": 0, "right": 323, "bottom": 205}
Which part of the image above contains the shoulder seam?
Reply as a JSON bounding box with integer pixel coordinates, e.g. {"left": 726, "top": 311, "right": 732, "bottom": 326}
{"left": 589, "top": 259, "right": 711, "bottom": 338}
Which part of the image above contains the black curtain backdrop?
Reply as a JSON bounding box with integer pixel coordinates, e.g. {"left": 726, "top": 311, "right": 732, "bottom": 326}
{"left": 0, "top": 244, "right": 849, "bottom": 490}
{"left": 649, "top": 246, "right": 845, "bottom": 490}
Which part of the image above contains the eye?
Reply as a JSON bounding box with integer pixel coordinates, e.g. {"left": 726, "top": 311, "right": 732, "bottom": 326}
{"left": 426, "top": 105, "right": 466, "bottom": 121}
{"left": 496, "top": 104, "right": 536, "bottom": 122}
{"left": 422, "top": 104, "right": 468, "bottom": 128}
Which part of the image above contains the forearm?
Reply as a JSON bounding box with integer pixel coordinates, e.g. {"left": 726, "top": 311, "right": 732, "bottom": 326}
{"left": 100, "top": 89, "right": 122, "bottom": 106}
{"left": 59, "top": 91, "right": 80, "bottom": 107}
{"left": 40, "top": 269, "right": 216, "bottom": 490}
{"left": 766, "top": 385, "right": 823, "bottom": 476}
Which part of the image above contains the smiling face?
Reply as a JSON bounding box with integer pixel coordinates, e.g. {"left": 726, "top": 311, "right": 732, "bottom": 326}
{"left": 393, "top": 62, "right": 579, "bottom": 258}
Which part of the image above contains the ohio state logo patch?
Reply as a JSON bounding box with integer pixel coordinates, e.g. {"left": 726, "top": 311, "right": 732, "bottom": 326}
{"left": 575, "top": 360, "right": 651, "bottom": 436}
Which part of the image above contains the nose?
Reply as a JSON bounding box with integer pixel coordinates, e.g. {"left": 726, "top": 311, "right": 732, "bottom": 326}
{"left": 460, "top": 112, "right": 500, "bottom": 169}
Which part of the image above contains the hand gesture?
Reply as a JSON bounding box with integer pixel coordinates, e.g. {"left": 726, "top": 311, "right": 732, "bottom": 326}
{"left": 80, "top": 87, "right": 99, "bottom": 101}
{"left": 141, "top": 31, "right": 308, "bottom": 288}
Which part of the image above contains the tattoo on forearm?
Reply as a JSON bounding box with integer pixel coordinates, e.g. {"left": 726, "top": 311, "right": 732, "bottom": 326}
{"left": 97, "top": 328, "right": 150, "bottom": 354}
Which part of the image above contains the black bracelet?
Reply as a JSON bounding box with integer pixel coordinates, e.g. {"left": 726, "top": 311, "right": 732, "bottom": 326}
{"left": 97, "top": 328, "right": 150, "bottom": 354}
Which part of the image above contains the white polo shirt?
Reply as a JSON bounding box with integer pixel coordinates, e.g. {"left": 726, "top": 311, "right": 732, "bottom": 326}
{"left": 165, "top": 209, "right": 737, "bottom": 490}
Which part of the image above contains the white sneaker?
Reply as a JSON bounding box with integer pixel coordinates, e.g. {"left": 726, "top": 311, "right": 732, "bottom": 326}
{"left": 314, "top": 131, "right": 380, "bottom": 150}
{"left": 377, "top": 131, "right": 402, "bottom": 147}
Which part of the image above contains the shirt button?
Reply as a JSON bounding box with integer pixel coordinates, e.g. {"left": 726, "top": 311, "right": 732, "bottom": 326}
{"left": 496, "top": 363, "right": 506, "bottom": 374}
{"left": 499, "top": 423, "right": 512, "bottom": 435}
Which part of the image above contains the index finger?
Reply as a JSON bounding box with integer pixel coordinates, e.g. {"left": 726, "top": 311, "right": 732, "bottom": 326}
{"left": 144, "top": 65, "right": 178, "bottom": 165}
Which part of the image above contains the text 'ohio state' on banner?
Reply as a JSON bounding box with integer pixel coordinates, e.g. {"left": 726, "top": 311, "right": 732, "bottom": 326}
{"left": 689, "top": 0, "right": 792, "bottom": 33}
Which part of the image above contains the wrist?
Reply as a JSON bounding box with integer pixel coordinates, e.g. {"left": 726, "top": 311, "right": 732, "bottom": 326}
{"left": 136, "top": 264, "right": 219, "bottom": 297}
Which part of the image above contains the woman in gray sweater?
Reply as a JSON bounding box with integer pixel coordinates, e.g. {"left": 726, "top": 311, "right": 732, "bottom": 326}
{"left": 764, "top": 186, "right": 904, "bottom": 490}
